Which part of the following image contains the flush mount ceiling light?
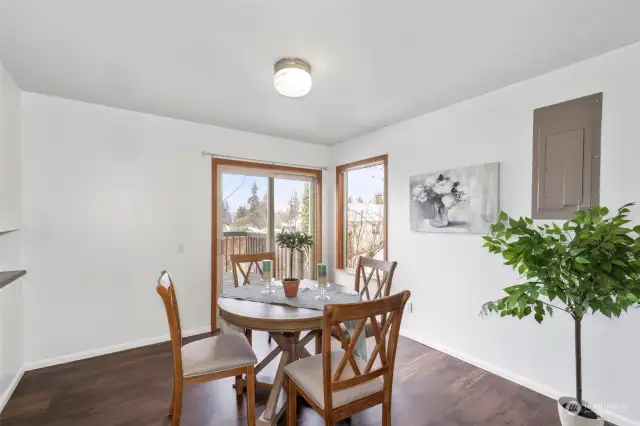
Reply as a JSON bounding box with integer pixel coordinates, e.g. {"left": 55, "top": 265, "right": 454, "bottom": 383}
{"left": 273, "top": 58, "right": 312, "bottom": 98}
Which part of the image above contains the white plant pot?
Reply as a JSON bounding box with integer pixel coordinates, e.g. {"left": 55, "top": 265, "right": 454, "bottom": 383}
{"left": 558, "top": 397, "right": 604, "bottom": 426}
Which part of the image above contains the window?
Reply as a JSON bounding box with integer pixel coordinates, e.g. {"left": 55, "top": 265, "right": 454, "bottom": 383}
{"left": 532, "top": 93, "right": 602, "bottom": 219}
{"left": 220, "top": 172, "right": 317, "bottom": 283}
{"left": 336, "top": 155, "right": 387, "bottom": 269}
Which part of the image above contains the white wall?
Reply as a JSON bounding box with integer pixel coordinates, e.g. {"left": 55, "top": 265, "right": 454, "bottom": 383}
{"left": 0, "top": 63, "right": 21, "bottom": 232}
{"left": 330, "top": 41, "right": 640, "bottom": 425}
{"left": 0, "top": 62, "right": 24, "bottom": 411}
{"left": 20, "top": 93, "right": 330, "bottom": 367}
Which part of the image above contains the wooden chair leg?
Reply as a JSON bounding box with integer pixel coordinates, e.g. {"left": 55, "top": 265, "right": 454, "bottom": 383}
{"left": 287, "top": 377, "right": 297, "bottom": 426}
{"left": 245, "top": 329, "right": 253, "bottom": 346}
{"left": 247, "top": 366, "right": 256, "bottom": 426}
{"left": 168, "top": 383, "right": 175, "bottom": 416}
{"left": 171, "top": 381, "right": 183, "bottom": 426}
{"left": 315, "top": 335, "right": 322, "bottom": 354}
{"left": 235, "top": 375, "right": 244, "bottom": 396}
{"left": 382, "top": 389, "right": 392, "bottom": 426}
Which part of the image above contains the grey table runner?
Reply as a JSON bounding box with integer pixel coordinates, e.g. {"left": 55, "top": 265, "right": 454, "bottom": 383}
{"left": 221, "top": 283, "right": 367, "bottom": 360}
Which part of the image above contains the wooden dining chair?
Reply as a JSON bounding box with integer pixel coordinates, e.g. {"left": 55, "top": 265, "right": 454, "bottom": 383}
{"left": 354, "top": 256, "right": 398, "bottom": 337}
{"left": 156, "top": 271, "right": 257, "bottom": 426}
{"left": 318, "top": 257, "right": 398, "bottom": 354}
{"left": 286, "top": 290, "right": 411, "bottom": 426}
{"left": 354, "top": 256, "right": 398, "bottom": 301}
{"left": 230, "top": 252, "right": 277, "bottom": 288}
{"left": 230, "top": 252, "right": 277, "bottom": 345}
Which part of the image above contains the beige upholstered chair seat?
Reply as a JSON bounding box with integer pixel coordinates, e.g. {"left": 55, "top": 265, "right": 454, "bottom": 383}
{"left": 182, "top": 333, "right": 257, "bottom": 378}
{"left": 285, "top": 350, "right": 383, "bottom": 409}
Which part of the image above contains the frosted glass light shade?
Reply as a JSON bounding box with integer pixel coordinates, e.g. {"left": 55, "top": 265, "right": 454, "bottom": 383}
{"left": 274, "top": 58, "right": 312, "bottom": 98}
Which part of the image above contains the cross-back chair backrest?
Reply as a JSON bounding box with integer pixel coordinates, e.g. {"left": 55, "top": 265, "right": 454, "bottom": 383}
{"left": 230, "top": 252, "right": 277, "bottom": 287}
{"left": 156, "top": 270, "right": 184, "bottom": 379}
{"left": 354, "top": 257, "right": 398, "bottom": 301}
{"left": 322, "top": 290, "right": 410, "bottom": 414}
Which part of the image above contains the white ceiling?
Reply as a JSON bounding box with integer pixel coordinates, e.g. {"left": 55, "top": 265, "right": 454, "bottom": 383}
{"left": 2, "top": 1, "right": 640, "bottom": 145}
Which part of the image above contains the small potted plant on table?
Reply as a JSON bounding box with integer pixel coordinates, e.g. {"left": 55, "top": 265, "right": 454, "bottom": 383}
{"left": 481, "top": 204, "right": 640, "bottom": 426}
{"left": 276, "top": 230, "right": 313, "bottom": 297}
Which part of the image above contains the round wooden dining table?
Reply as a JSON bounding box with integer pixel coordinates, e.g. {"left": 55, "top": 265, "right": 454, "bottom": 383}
{"left": 218, "top": 279, "right": 350, "bottom": 426}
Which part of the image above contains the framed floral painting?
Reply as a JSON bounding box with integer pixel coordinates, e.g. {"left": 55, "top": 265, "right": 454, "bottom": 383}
{"left": 410, "top": 162, "right": 499, "bottom": 233}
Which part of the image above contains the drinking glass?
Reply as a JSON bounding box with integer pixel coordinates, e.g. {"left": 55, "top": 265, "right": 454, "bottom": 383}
{"left": 261, "top": 260, "right": 275, "bottom": 295}
{"left": 316, "top": 263, "right": 330, "bottom": 301}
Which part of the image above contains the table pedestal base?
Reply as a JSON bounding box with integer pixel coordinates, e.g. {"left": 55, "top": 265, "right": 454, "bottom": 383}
{"left": 255, "top": 330, "right": 319, "bottom": 426}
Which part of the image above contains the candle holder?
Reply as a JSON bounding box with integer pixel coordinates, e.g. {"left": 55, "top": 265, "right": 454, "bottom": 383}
{"left": 261, "top": 260, "right": 275, "bottom": 296}
{"left": 316, "top": 263, "right": 330, "bottom": 301}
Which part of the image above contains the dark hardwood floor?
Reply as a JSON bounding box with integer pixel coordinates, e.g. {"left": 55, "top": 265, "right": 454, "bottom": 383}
{"left": 1, "top": 332, "right": 609, "bottom": 426}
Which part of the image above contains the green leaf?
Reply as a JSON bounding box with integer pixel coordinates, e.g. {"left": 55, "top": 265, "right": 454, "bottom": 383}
{"left": 612, "top": 227, "right": 632, "bottom": 235}
{"left": 612, "top": 259, "right": 627, "bottom": 267}
{"left": 498, "top": 211, "right": 508, "bottom": 221}
{"left": 589, "top": 206, "right": 601, "bottom": 217}
{"left": 619, "top": 202, "right": 635, "bottom": 211}
{"left": 575, "top": 257, "right": 591, "bottom": 264}
{"left": 557, "top": 292, "right": 567, "bottom": 304}
{"left": 534, "top": 313, "right": 543, "bottom": 324}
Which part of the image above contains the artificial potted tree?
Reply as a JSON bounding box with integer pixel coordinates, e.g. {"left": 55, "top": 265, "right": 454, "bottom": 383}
{"left": 481, "top": 204, "right": 640, "bottom": 426}
{"left": 276, "top": 230, "right": 313, "bottom": 297}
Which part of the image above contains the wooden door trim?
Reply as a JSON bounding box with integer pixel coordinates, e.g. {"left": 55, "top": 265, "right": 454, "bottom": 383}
{"left": 211, "top": 157, "right": 323, "bottom": 331}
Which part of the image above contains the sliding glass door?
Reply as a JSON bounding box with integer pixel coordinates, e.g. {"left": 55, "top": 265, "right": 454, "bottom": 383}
{"left": 211, "top": 159, "right": 322, "bottom": 329}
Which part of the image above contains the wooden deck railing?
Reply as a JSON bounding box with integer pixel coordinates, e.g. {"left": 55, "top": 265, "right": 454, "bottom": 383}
{"left": 222, "top": 231, "right": 268, "bottom": 273}
{"left": 222, "top": 231, "right": 308, "bottom": 279}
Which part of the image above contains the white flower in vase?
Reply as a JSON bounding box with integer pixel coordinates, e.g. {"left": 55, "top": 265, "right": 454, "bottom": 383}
{"left": 424, "top": 175, "right": 437, "bottom": 188}
{"left": 441, "top": 194, "right": 455, "bottom": 208}
{"left": 454, "top": 185, "right": 469, "bottom": 202}
{"left": 433, "top": 179, "right": 454, "bottom": 195}
{"left": 412, "top": 184, "right": 426, "bottom": 198}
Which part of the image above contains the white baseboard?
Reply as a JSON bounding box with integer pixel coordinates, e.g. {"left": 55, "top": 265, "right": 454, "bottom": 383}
{"left": 25, "top": 325, "right": 212, "bottom": 372}
{"left": 399, "top": 329, "right": 638, "bottom": 426}
{"left": 0, "top": 367, "right": 25, "bottom": 413}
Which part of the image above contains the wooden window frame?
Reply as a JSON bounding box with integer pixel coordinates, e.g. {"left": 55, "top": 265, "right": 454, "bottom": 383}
{"left": 336, "top": 154, "right": 388, "bottom": 270}
{"left": 211, "top": 157, "right": 323, "bottom": 331}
